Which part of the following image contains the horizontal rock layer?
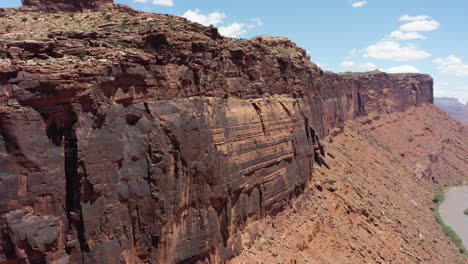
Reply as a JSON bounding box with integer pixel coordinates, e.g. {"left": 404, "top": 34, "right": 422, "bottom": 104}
{"left": 0, "top": 8, "right": 433, "bottom": 264}
{"left": 21, "top": 0, "right": 113, "bottom": 11}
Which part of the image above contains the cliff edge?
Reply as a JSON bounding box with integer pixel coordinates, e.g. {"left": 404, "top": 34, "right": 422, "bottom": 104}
{"left": 21, "top": 0, "right": 113, "bottom": 11}
{"left": 0, "top": 1, "right": 453, "bottom": 264}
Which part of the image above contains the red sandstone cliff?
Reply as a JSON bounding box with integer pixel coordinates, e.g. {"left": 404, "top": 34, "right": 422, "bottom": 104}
{"left": 21, "top": 0, "right": 113, "bottom": 11}
{"left": 0, "top": 2, "right": 458, "bottom": 264}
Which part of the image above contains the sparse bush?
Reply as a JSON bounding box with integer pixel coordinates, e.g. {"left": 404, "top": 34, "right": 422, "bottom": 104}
{"left": 432, "top": 190, "right": 445, "bottom": 204}
{"left": 6, "top": 24, "right": 12, "bottom": 30}
{"left": 105, "top": 14, "right": 112, "bottom": 21}
{"left": 69, "top": 13, "right": 74, "bottom": 18}
{"left": 0, "top": 52, "right": 7, "bottom": 59}
{"left": 78, "top": 49, "right": 87, "bottom": 60}
{"left": 272, "top": 46, "right": 297, "bottom": 55}
{"left": 120, "top": 24, "right": 129, "bottom": 30}
{"left": 464, "top": 209, "right": 468, "bottom": 215}
{"left": 21, "top": 17, "right": 28, "bottom": 22}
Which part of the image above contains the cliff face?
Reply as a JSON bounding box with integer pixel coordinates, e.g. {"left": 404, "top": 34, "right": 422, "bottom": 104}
{"left": 0, "top": 5, "right": 435, "bottom": 264}
{"left": 21, "top": 0, "right": 113, "bottom": 11}
{"left": 232, "top": 105, "right": 468, "bottom": 264}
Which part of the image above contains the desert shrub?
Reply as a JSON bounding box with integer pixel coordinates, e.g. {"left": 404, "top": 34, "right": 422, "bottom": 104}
{"left": 78, "top": 49, "right": 87, "bottom": 60}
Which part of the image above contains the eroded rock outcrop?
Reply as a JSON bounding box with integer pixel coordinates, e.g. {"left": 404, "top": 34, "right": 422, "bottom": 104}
{"left": 0, "top": 3, "right": 435, "bottom": 264}
{"left": 21, "top": 0, "right": 113, "bottom": 11}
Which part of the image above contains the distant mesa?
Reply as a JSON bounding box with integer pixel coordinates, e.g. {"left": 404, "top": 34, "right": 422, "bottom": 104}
{"left": 434, "top": 97, "right": 468, "bottom": 124}
{"left": 21, "top": 0, "right": 114, "bottom": 11}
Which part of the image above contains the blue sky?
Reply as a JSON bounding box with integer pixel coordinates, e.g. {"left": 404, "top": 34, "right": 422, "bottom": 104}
{"left": 2, "top": 0, "right": 467, "bottom": 103}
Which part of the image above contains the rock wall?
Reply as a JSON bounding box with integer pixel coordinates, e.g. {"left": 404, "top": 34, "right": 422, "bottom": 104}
{"left": 21, "top": 0, "right": 113, "bottom": 11}
{"left": 0, "top": 10, "right": 433, "bottom": 264}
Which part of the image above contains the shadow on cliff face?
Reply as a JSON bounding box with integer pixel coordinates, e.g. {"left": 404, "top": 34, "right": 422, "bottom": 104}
{"left": 0, "top": 2, "right": 444, "bottom": 263}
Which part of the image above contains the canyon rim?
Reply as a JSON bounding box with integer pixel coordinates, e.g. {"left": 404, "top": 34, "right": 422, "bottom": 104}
{"left": 0, "top": 0, "right": 467, "bottom": 263}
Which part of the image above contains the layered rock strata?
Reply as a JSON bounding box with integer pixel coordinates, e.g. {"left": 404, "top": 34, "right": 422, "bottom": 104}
{"left": 21, "top": 0, "right": 113, "bottom": 11}
{"left": 0, "top": 5, "right": 433, "bottom": 264}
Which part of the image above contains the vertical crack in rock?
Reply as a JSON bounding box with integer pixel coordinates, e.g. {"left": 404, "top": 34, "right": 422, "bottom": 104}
{"left": 311, "top": 128, "right": 329, "bottom": 169}
{"left": 64, "top": 129, "right": 90, "bottom": 254}
{"left": 357, "top": 91, "right": 365, "bottom": 116}
{"left": 279, "top": 101, "right": 293, "bottom": 117}
{"left": 251, "top": 102, "right": 267, "bottom": 135}
{"left": 1, "top": 219, "right": 18, "bottom": 261}
{"left": 143, "top": 102, "right": 154, "bottom": 120}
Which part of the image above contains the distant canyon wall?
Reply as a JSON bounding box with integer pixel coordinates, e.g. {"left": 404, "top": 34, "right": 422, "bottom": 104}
{"left": 435, "top": 97, "right": 468, "bottom": 123}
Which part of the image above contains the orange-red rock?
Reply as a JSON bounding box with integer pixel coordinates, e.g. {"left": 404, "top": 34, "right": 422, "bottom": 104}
{"left": 0, "top": 3, "right": 442, "bottom": 264}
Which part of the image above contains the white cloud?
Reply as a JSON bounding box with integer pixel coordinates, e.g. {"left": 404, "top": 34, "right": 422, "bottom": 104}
{"left": 390, "top": 30, "right": 426, "bottom": 40}
{"left": 182, "top": 9, "right": 226, "bottom": 26}
{"left": 434, "top": 85, "right": 468, "bottom": 104}
{"left": 340, "top": 60, "right": 376, "bottom": 70}
{"left": 250, "top": 18, "right": 264, "bottom": 27}
{"left": 382, "top": 65, "right": 420, "bottom": 73}
{"left": 347, "top": 49, "right": 361, "bottom": 58}
{"left": 364, "top": 40, "right": 431, "bottom": 61}
{"left": 134, "top": 0, "right": 174, "bottom": 6}
{"left": 400, "top": 19, "right": 440, "bottom": 32}
{"left": 219, "top": 23, "right": 249, "bottom": 38}
{"left": 316, "top": 63, "right": 327, "bottom": 68}
{"left": 399, "top": 15, "right": 430, "bottom": 21}
{"left": 182, "top": 9, "right": 262, "bottom": 38}
{"left": 351, "top": 1, "right": 367, "bottom": 8}
{"left": 434, "top": 55, "right": 468, "bottom": 76}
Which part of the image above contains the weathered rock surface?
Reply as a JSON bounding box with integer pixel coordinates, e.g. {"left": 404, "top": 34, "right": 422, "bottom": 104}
{"left": 0, "top": 3, "right": 436, "bottom": 264}
{"left": 231, "top": 105, "right": 468, "bottom": 264}
{"left": 21, "top": 0, "right": 113, "bottom": 11}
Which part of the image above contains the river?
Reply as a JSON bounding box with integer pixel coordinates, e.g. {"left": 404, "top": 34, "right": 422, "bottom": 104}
{"left": 439, "top": 185, "right": 468, "bottom": 249}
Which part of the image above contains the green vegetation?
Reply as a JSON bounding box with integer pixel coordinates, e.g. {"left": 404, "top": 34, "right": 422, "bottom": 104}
{"left": 0, "top": 52, "right": 7, "bottom": 59}
{"left": 78, "top": 49, "right": 87, "bottom": 60}
{"left": 464, "top": 209, "right": 468, "bottom": 215}
{"left": 165, "top": 20, "right": 189, "bottom": 28}
{"left": 6, "top": 24, "right": 12, "bottom": 30}
{"left": 120, "top": 24, "right": 129, "bottom": 30}
{"left": 431, "top": 189, "right": 468, "bottom": 256}
{"left": 21, "top": 17, "right": 28, "bottom": 22}
{"left": 105, "top": 14, "right": 112, "bottom": 21}
{"left": 272, "top": 46, "right": 297, "bottom": 55}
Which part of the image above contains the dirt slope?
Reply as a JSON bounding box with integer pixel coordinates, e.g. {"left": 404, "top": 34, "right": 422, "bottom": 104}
{"left": 231, "top": 105, "right": 468, "bottom": 264}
